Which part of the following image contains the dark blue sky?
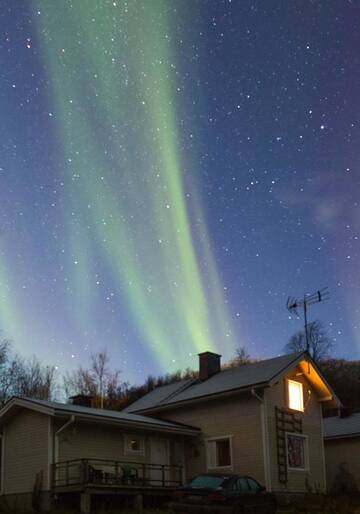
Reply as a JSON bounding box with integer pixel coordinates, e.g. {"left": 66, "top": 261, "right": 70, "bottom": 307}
{"left": 0, "top": 1, "right": 359, "bottom": 383}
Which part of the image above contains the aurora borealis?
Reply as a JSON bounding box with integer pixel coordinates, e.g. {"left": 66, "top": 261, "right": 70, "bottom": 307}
{"left": 1, "top": 1, "right": 359, "bottom": 381}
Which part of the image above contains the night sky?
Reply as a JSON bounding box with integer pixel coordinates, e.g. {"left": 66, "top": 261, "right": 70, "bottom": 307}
{"left": 1, "top": 1, "right": 359, "bottom": 383}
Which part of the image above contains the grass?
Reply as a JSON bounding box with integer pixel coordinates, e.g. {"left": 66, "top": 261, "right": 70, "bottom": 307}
{"left": 2, "top": 497, "right": 360, "bottom": 514}
{"left": 276, "top": 494, "right": 360, "bottom": 514}
{"left": 51, "top": 509, "right": 174, "bottom": 514}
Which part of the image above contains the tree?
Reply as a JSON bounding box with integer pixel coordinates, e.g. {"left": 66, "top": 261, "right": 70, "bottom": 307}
{"left": 234, "top": 346, "right": 252, "bottom": 365}
{"left": 0, "top": 335, "right": 57, "bottom": 405}
{"left": 11, "top": 356, "right": 57, "bottom": 400}
{"left": 226, "top": 346, "right": 255, "bottom": 368}
{"left": 284, "top": 319, "right": 333, "bottom": 361}
{"left": 0, "top": 336, "right": 14, "bottom": 405}
{"left": 320, "top": 358, "right": 360, "bottom": 412}
{"left": 63, "top": 350, "right": 123, "bottom": 408}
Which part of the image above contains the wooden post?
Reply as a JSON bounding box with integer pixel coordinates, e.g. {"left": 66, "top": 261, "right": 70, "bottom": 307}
{"left": 133, "top": 494, "right": 143, "bottom": 511}
{"left": 51, "top": 463, "right": 55, "bottom": 491}
{"left": 65, "top": 461, "right": 69, "bottom": 486}
{"left": 142, "top": 463, "right": 146, "bottom": 485}
{"left": 82, "top": 459, "right": 89, "bottom": 486}
{"left": 80, "top": 492, "right": 91, "bottom": 514}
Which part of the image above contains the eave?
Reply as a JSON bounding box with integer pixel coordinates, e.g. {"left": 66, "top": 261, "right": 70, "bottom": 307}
{"left": 0, "top": 397, "right": 200, "bottom": 436}
{"left": 132, "top": 382, "right": 270, "bottom": 415}
{"left": 324, "top": 432, "right": 360, "bottom": 441}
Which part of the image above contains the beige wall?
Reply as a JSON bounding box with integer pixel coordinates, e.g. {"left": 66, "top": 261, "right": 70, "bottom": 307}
{"left": 55, "top": 419, "right": 185, "bottom": 464}
{"left": 265, "top": 369, "right": 326, "bottom": 493}
{"left": 56, "top": 419, "right": 150, "bottom": 463}
{"left": 156, "top": 366, "right": 327, "bottom": 494}
{"left": 3, "top": 409, "right": 50, "bottom": 494}
{"left": 54, "top": 419, "right": 186, "bottom": 486}
{"left": 2, "top": 410, "right": 188, "bottom": 497}
{"left": 157, "top": 396, "right": 266, "bottom": 486}
{"left": 325, "top": 437, "right": 360, "bottom": 492}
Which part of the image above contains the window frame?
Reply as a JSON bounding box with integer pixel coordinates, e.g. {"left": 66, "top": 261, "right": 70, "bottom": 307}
{"left": 206, "top": 435, "right": 233, "bottom": 471}
{"left": 285, "top": 432, "right": 309, "bottom": 472}
{"left": 124, "top": 434, "right": 145, "bottom": 456}
{"left": 287, "top": 379, "right": 304, "bottom": 412}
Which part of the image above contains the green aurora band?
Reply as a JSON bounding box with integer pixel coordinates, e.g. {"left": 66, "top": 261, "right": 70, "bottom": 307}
{"left": 31, "top": 0, "right": 238, "bottom": 368}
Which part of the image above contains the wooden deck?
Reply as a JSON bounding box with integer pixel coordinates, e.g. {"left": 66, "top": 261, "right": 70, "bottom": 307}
{"left": 53, "top": 458, "right": 183, "bottom": 494}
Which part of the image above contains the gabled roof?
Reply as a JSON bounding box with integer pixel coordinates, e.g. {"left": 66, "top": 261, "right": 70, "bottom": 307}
{"left": 0, "top": 396, "right": 200, "bottom": 436}
{"left": 126, "top": 351, "right": 339, "bottom": 414}
{"left": 324, "top": 413, "right": 360, "bottom": 440}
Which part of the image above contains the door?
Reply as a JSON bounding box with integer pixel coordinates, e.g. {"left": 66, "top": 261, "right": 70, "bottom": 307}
{"left": 150, "top": 438, "right": 169, "bottom": 486}
{"left": 173, "top": 441, "right": 185, "bottom": 485}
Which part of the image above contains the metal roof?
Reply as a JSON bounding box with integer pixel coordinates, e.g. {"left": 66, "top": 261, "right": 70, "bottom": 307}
{"left": 323, "top": 413, "right": 360, "bottom": 439}
{"left": 126, "top": 352, "right": 304, "bottom": 413}
{"left": 123, "top": 379, "right": 195, "bottom": 413}
{"left": 0, "top": 397, "right": 200, "bottom": 434}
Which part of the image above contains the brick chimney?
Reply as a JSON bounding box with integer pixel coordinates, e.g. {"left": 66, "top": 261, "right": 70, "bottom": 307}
{"left": 69, "top": 395, "right": 96, "bottom": 408}
{"left": 199, "top": 351, "right": 221, "bottom": 381}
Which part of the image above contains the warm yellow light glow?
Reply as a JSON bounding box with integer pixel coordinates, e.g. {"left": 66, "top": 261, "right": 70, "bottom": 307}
{"left": 288, "top": 379, "right": 304, "bottom": 411}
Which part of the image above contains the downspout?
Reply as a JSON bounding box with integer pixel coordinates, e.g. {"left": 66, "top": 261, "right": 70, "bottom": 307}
{"left": 251, "top": 388, "right": 272, "bottom": 492}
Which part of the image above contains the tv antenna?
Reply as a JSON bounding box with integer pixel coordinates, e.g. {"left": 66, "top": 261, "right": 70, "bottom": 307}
{"left": 286, "top": 287, "right": 330, "bottom": 353}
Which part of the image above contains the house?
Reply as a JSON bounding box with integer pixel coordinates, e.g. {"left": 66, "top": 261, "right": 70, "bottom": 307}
{"left": 125, "top": 351, "right": 340, "bottom": 495}
{"left": 0, "top": 351, "right": 340, "bottom": 512}
{"left": 323, "top": 412, "right": 360, "bottom": 493}
{"left": 0, "top": 396, "right": 200, "bottom": 512}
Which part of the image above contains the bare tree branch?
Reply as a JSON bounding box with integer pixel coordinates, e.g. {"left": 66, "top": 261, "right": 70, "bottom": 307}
{"left": 284, "top": 319, "right": 334, "bottom": 361}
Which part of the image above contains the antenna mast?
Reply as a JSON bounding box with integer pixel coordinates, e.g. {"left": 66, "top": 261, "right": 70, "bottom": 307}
{"left": 286, "top": 287, "right": 330, "bottom": 352}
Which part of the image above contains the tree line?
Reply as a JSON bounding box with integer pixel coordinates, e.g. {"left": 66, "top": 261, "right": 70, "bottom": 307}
{"left": 1, "top": 320, "right": 359, "bottom": 413}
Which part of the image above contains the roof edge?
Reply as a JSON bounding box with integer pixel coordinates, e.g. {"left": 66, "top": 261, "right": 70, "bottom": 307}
{"left": 0, "top": 396, "right": 55, "bottom": 420}
{"left": 307, "top": 357, "right": 342, "bottom": 407}
{"left": 0, "top": 396, "right": 200, "bottom": 436}
{"left": 268, "top": 351, "right": 307, "bottom": 386}
{"left": 132, "top": 351, "right": 342, "bottom": 414}
{"left": 324, "top": 432, "right": 360, "bottom": 441}
{"left": 131, "top": 381, "right": 270, "bottom": 415}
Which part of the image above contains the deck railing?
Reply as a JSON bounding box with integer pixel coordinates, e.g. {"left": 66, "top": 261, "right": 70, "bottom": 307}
{"left": 53, "top": 459, "right": 183, "bottom": 490}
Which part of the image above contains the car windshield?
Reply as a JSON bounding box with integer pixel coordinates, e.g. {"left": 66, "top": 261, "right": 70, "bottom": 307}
{"left": 189, "top": 475, "right": 226, "bottom": 489}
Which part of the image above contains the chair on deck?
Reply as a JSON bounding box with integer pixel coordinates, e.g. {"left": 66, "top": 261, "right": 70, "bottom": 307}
{"left": 88, "top": 465, "right": 104, "bottom": 484}
{"left": 121, "top": 465, "right": 140, "bottom": 485}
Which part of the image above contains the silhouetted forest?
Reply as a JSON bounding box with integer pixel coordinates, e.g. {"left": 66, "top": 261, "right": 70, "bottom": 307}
{"left": 1, "top": 333, "right": 359, "bottom": 414}
{"left": 319, "top": 358, "right": 360, "bottom": 413}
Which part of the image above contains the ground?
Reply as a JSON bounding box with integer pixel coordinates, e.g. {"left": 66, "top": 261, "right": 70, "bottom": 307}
{"left": 0, "top": 497, "right": 360, "bottom": 513}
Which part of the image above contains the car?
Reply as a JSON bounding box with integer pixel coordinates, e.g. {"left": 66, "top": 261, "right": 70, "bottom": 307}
{"left": 170, "top": 473, "right": 277, "bottom": 514}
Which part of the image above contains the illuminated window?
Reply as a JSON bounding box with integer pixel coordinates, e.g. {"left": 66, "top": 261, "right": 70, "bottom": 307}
{"left": 288, "top": 379, "right": 304, "bottom": 411}
{"left": 124, "top": 435, "right": 144, "bottom": 455}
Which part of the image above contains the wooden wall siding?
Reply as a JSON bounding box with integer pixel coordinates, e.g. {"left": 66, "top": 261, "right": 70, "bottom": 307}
{"left": 325, "top": 438, "right": 360, "bottom": 492}
{"left": 54, "top": 419, "right": 184, "bottom": 468}
{"left": 265, "top": 369, "right": 326, "bottom": 493}
{"left": 160, "top": 396, "right": 266, "bottom": 485}
{"left": 3, "top": 410, "right": 49, "bottom": 494}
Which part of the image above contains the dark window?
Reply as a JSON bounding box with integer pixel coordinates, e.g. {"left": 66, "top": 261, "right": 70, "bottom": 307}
{"left": 216, "top": 439, "right": 231, "bottom": 467}
{"left": 287, "top": 434, "right": 306, "bottom": 469}
{"left": 190, "top": 475, "right": 226, "bottom": 489}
